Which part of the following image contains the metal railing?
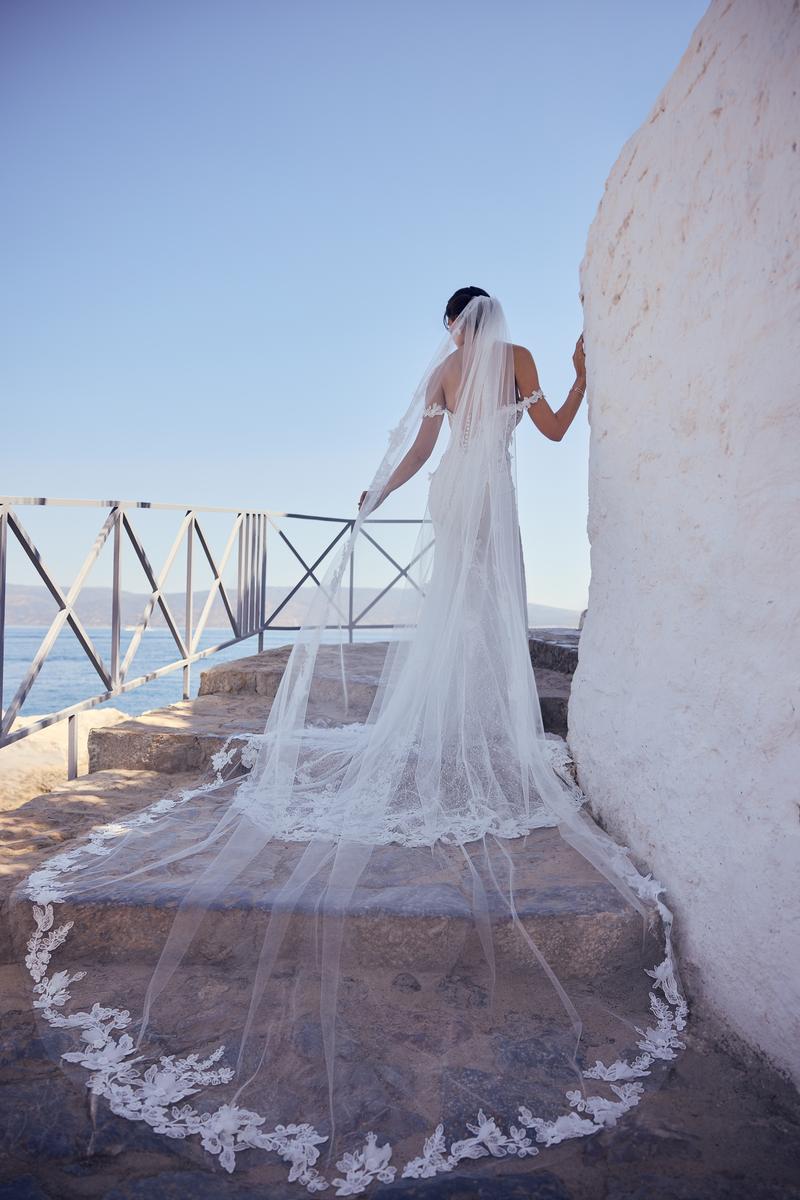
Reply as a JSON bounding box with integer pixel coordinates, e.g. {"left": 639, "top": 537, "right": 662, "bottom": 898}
{"left": 0, "top": 497, "right": 432, "bottom": 778}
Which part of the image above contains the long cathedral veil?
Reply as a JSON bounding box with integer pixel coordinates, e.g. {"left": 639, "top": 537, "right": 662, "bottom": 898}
{"left": 15, "top": 295, "right": 688, "bottom": 1193}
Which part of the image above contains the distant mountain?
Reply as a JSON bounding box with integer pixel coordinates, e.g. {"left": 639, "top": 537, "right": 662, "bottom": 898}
{"left": 4, "top": 583, "right": 581, "bottom": 631}
{"left": 526, "top": 603, "right": 581, "bottom": 629}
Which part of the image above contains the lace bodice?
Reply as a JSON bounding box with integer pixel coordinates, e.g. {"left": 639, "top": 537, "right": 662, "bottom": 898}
{"left": 421, "top": 388, "right": 544, "bottom": 419}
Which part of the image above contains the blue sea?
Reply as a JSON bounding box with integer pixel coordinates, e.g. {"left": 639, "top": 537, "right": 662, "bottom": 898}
{"left": 2, "top": 626, "right": 401, "bottom": 722}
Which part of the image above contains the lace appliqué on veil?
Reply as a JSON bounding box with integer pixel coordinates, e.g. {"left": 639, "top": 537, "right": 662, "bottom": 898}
{"left": 220, "top": 727, "right": 586, "bottom": 844}
{"left": 21, "top": 758, "right": 689, "bottom": 1193}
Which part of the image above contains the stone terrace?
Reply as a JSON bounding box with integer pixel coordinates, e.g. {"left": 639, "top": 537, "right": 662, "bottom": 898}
{"left": 1, "top": 631, "right": 798, "bottom": 1199}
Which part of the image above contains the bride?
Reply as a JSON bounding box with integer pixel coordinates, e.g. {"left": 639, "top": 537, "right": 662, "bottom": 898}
{"left": 358, "top": 285, "right": 587, "bottom": 515}
{"left": 18, "top": 289, "right": 688, "bottom": 1194}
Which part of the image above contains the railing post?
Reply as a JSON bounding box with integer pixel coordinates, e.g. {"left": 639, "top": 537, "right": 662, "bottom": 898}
{"left": 67, "top": 712, "right": 77, "bottom": 780}
{"left": 110, "top": 505, "right": 121, "bottom": 691}
{"left": 249, "top": 512, "right": 257, "bottom": 637}
{"left": 241, "top": 512, "right": 249, "bottom": 636}
{"left": 348, "top": 522, "right": 355, "bottom": 644}
{"left": 258, "top": 513, "right": 266, "bottom": 652}
{"left": 184, "top": 510, "right": 194, "bottom": 700}
{"left": 0, "top": 506, "right": 6, "bottom": 727}
{"left": 249, "top": 512, "right": 255, "bottom": 635}
{"left": 236, "top": 513, "right": 244, "bottom": 635}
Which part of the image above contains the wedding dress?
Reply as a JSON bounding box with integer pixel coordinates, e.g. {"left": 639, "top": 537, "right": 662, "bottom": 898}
{"left": 17, "top": 295, "right": 688, "bottom": 1194}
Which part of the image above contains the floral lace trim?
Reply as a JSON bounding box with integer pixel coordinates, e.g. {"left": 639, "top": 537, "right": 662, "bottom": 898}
{"left": 422, "top": 391, "right": 543, "bottom": 420}
{"left": 516, "top": 388, "right": 544, "bottom": 411}
{"left": 210, "top": 729, "right": 586, "bottom": 844}
{"left": 21, "top": 750, "right": 689, "bottom": 1195}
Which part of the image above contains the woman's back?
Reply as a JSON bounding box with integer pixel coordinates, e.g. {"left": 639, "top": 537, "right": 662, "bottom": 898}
{"left": 439, "top": 340, "right": 529, "bottom": 414}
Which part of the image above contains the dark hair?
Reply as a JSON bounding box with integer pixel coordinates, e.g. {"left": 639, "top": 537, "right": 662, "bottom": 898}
{"left": 443, "top": 285, "right": 490, "bottom": 328}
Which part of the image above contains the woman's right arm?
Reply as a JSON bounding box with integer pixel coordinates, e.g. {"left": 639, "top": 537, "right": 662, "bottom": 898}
{"left": 514, "top": 336, "right": 586, "bottom": 442}
{"left": 365, "top": 415, "right": 441, "bottom": 509}
{"left": 358, "top": 372, "right": 446, "bottom": 511}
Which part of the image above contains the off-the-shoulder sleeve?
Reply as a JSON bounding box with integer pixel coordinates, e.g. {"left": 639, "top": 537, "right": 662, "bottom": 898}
{"left": 515, "top": 388, "right": 544, "bottom": 412}
{"left": 421, "top": 403, "right": 446, "bottom": 418}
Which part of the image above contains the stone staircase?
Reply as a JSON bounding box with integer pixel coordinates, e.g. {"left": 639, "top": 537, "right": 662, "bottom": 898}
{"left": 40, "top": 823, "right": 652, "bottom": 984}
{"left": 527, "top": 627, "right": 579, "bottom": 735}
{"left": 87, "top": 630, "right": 580, "bottom": 776}
{"left": 7, "top": 628, "right": 627, "bottom": 996}
{"left": 9, "top": 628, "right": 652, "bottom": 1012}
{"left": 5, "top": 625, "right": 800, "bottom": 1199}
{"left": 4, "top": 625, "right": 668, "bottom": 1187}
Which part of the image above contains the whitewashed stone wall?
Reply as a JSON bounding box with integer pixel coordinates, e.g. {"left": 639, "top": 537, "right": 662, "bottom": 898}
{"left": 569, "top": 0, "right": 800, "bottom": 1083}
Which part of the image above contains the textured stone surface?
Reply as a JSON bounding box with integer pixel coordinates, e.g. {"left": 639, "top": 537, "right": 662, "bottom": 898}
{"left": 198, "top": 639, "right": 390, "bottom": 703}
{"left": 87, "top": 693, "right": 285, "bottom": 774}
{"left": 7, "top": 822, "right": 650, "bottom": 980}
{"left": 4, "top": 625, "right": 798, "bottom": 1198}
{"left": 528, "top": 628, "right": 580, "bottom": 675}
{"left": 2, "top": 765, "right": 799, "bottom": 1195}
{"left": 0, "top": 770, "right": 198, "bottom": 963}
{"left": 0, "top": 707, "right": 127, "bottom": 807}
{"left": 1, "top": 991, "right": 799, "bottom": 1199}
{"left": 103, "top": 1173, "right": 268, "bottom": 1200}
{"left": 604, "top": 1177, "right": 800, "bottom": 1200}
{"left": 89, "top": 638, "right": 577, "bottom": 773}
{"left": 375, "top": 1170, "right": 573, "bottom": 1198}
{"left": 569, "top": 0, "right": 800, "bottom": 1084}
{"left": 0, "top": 1180, "right": 50, "bottom": 1200}
{"left": 533, "top": 669, "right": 572, "bottom": 737}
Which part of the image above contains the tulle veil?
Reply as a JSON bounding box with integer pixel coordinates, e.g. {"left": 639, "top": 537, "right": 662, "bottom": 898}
{"left": 16, "top": 294, "right": 688, "bottom": 1193}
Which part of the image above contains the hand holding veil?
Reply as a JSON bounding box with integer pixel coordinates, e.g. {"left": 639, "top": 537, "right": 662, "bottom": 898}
{"left": 15, "top": 295, "right": 688, "bottom": 1193}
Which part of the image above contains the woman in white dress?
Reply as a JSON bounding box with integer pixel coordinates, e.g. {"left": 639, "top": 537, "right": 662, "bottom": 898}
{"left": 17, "top": 290, "right": 687, "bottom": 1194}
{"left": 359, "top": 285, "right": 587, "bottom": 513}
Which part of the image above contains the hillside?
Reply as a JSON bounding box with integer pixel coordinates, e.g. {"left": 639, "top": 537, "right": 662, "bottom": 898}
{"left": 4, "top": 583, "right": 581, "bottom": 630}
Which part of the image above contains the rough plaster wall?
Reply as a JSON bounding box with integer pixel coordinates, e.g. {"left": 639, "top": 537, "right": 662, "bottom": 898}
{"left": 569, "top": 0, "right": 800, "bottom": 1082}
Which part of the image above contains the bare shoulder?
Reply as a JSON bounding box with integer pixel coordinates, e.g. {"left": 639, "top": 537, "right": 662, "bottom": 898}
{"left": 511, "top": 343, "right": 540, "bottom": 393}
{"left": 438, "top": 347, "right": 462, "bottom": 386}
{"left": 424, "top": 350, "right": 457, "bottom": 406}
{"left": 511, "top": 342, "right": 536, "bottom": 369}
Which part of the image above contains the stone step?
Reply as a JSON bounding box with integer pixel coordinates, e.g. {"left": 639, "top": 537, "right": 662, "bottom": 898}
{"left": 198, "top": 639, "right": 390, "bottom": 701}
{"left": 87, "top": 692, "right": 373, "bottom": 776}
{"left": 88, "top": 693, "right": 279, "bottom": 775}
{"left": 5, "top": 778, "right": 799, "bottom": 1200}
{"left": 533, "top": 667, "right": 571, "bottom": 737}
{"left": 6, "top": 770, "right": 662, "bottom": 1163}
{"left": 9, "top": 804, "right": 657, "bottom": 984}
{"left": 198, "top": 633, "right": 580, "bottom": 699}
{"left": 0, "top": 768, "right": 199, "bottom": 964}
{"left": 90, "top": 641, "right": 575, "bottom": 775}
{"left": 528, "top": 627, "right": 580, "bottom": 675}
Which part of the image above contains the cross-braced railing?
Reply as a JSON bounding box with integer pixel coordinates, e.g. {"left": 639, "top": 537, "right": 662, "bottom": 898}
{"left": 0, "top": 497, "right": 432, "bottom": 779}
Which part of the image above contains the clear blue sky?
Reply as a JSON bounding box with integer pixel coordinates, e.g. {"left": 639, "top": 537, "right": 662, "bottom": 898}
{"left": 1, "top": 0, "right": 708, "bottom": 612}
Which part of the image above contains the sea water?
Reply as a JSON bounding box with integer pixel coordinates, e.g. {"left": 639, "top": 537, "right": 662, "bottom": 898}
{"left": 2, "top": 626, "right": 402, "bottom": 722}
